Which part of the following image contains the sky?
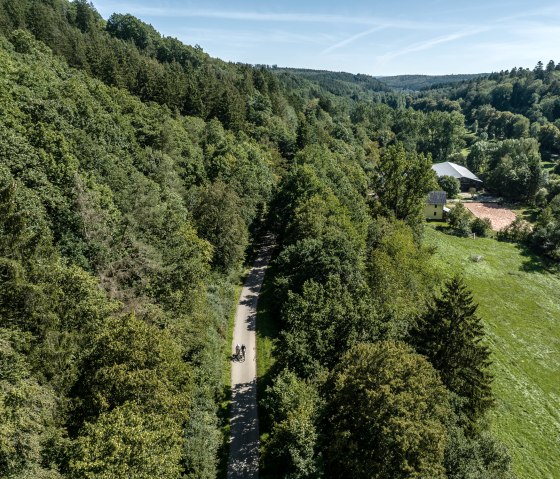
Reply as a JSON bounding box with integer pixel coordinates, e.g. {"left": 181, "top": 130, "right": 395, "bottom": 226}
{"left": 91, "top": 1, "right": 560, "bottom": 76}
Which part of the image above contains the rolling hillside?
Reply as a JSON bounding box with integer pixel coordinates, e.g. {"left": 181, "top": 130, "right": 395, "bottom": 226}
{"left": 377, "top": 73, "right": 487, "bottom": 91}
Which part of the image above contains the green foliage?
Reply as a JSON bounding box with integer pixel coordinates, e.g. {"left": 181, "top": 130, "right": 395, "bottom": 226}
{"left": 496, "top": 217, "right": 532, "bottom": 243}
{"left": 324, "top": 342, "right": 450, "bottom": 479}
{"left": 413, "top": 277, "right": 494, "bottom": 425}
{"left": 75, "top": 314, "right": 192, "bottom": 422}
{"left": 438, "top": 175, "right": 461, "bottom": 198}
{"left": 445, "top": 420, "right": 514, "bottom": 479}
{"left": 471, "top": 217, "right": 492, "bottom": 237}
{"left": 280, "top": 277, "right": 378, "bottom": 378}
{"left": 379, "top": 73, "right": 485, "bottom": 91}
{"left": 370, "top": 143, "right": 437, "bottom": 226}
{"left": 70, "top": 402, "right": 183, "bottom": 479}
{"left": 0, "top": 3, "right": 536, "bottom": 476}
{"left": 531, "top": 194, "right": 560, "bottom": 260}
{"left": 538, "top": 123, "right": 560, "bottom": 159}
{"left": 467, "top": 139, "right": 543, "bottom": 201}
{"left": 191, "top": 181, "right": 247, "bottom": 272}
{"left": 261, "top": 370, "right": 322, "bottom": 478}
{"left": 0, "top": 329, "right": 63, "bottom": 479}
{"left": 418, "top": 110, "right": 467, "bottom": 162}
{"left": 448, "top": 203, "right": 473, "bottom": 236}
{"left": 0, "top": 20, "right": 274, "bottom": 477}
{"left": 366, "top": 217, "right": 437, "bottom": 338}
{"left": 472, "top": 106, "right": 529, "bottom": 140}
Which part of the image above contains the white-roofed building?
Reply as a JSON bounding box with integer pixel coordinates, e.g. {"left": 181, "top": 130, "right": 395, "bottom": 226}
{"left": 431, "top": 162, "right": 482, "bottom": 190}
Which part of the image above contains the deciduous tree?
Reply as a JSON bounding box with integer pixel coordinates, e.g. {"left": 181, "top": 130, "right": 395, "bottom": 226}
{"left": 324, "top": 342, "right": 450, "bottom": 479}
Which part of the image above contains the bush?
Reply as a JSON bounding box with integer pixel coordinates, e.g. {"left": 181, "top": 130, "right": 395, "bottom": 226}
{"left": 497, "top": 218, "right": 532, "bottom": 243}
{"left": 448, "top": 203, "right": 472, "bottom": 237}
{"left": 470, "top": 217, "right": 492, "bottom": 237}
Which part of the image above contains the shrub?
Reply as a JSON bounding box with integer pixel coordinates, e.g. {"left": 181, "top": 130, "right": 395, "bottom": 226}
{"left": 470, "top": 217, "right": 492, "bottom": 237}
{"left": 497, "top": 218, "right": 532, "bottom": 243}
{"left": 448, "top": 203, "right": 472, "bottom": 237}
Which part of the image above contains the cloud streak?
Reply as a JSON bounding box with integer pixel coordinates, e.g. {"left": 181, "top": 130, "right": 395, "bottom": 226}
{"left": 94, "top": 2, "right": 449, "bottom": 30}
{"left": 322, "top": 26, "right": 386, "bottom": 54}
{"left": 178, "top": 27, "right": 331, "bottom": 46}
{"left": 377, "top": 28, "right": 488, "bottom": 63}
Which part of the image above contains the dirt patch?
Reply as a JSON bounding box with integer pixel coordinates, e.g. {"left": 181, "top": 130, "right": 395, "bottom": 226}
{"left": 464, "top": 203, "right": 517, "bottom": 231}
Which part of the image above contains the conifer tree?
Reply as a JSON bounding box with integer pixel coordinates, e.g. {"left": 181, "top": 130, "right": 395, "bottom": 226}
{"left": 413, "top": 276, "right": 493, "bottom": 425}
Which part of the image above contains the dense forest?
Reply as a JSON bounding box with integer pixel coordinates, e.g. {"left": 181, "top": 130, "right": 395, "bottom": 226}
{"left": 377, "top": 73, "right": 487, "bottom": 91}
{"left": 0, "top": 0, "right": 558, "bottom": 478}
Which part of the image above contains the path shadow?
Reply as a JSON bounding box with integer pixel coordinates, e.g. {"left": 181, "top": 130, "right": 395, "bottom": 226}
{"left": 228, "top": 379, "right": 260, "bottom": 479}
{"left": 244, "top": 310, "right": 257, "bottom": 332}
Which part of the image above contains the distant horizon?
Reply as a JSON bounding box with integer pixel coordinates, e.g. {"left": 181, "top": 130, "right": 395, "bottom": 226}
{"left": 92, "top": 0, "right": 560, "bottom": 76}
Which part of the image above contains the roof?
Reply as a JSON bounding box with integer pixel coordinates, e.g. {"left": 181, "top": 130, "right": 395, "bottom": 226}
{"left": 427, "top": 190, "right": 447, "bottom": 205}
{"left": 431, "top": 162, "right": 482, "bottom": 182}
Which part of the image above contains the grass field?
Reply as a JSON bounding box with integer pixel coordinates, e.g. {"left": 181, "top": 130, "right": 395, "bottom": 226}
{"left": 425, "top": 225, "right": 560, "bottom": 479}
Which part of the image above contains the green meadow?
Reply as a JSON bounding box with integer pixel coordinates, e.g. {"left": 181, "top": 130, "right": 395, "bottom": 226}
{"left": 425, "top": 225, "right": 560, "bottom": 479}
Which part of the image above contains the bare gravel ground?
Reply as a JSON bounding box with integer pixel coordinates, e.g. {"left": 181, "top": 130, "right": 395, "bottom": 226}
{"left": 463, "top": 202, "right": 517, "bottom": 231}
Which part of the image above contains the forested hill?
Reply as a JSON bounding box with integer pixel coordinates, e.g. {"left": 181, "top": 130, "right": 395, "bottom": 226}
{"left": 378, "top": 73, "right": 487, "bottom": 91}
{"left": 271, "top": 67, "right": 391, "bottom": 98}
{"left": 0, "top": 0, "right": 558, "bottom": 478}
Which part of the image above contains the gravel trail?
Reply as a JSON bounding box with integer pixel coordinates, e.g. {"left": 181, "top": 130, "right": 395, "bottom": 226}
{"left": 227, "top": 240, "right": 274, "bottom": 479}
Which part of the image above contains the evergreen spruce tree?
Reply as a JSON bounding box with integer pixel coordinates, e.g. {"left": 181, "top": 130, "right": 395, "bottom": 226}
{"left": 413, "top": 276, "right": 493, "bottom": 426}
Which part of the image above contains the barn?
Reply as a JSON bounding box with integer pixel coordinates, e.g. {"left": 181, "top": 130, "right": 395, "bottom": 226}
{"left": 432, "top": 162, "right": 482, "bottom": 190}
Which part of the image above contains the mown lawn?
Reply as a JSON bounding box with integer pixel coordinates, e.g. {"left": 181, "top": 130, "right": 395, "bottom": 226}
{"left": 425, "top": 225, "right": 560, "bottom": 479}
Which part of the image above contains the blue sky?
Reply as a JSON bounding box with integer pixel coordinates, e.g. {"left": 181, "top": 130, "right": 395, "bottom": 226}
{"left": 92, "top": 1, "right": 560, "bottom": 76}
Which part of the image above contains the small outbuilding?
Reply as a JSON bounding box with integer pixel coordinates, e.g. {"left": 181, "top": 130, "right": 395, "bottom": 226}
{"left": 425, "top": 191, "right": 447, "bottom": 220}
{"left": 432, "top": 162, "right": 482, "bottom": 190}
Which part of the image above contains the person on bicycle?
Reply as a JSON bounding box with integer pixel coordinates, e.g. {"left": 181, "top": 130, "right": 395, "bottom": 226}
{"left": 241, "top": 344, "right": 246, "bottom": 359}
{"left": 235, "top": 344, "right": 240, "bottom": 359}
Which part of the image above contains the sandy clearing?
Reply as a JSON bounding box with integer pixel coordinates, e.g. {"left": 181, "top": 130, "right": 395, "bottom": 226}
{"left": 463, "top": 202, "right": 517, "bottom": 231}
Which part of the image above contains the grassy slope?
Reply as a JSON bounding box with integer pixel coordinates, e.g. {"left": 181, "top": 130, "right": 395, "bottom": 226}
{"left": 425, "top": 225, "right": 560, "bottom": 479}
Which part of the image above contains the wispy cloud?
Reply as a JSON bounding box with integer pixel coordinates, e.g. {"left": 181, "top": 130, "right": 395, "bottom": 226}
{"left": 495, "top": 5, "right": 560, "bottom": 23}
{"left": 179, "top": 27, "right": 332, "bottom": 47}
{"left": 94, "top": 2, "right": 448, "bottom": 30}
{"left": 377, "top": 28, "right": 488, "bottom": 63}
{"left": 322, "top": 26, "right": 386, "bottom": 54}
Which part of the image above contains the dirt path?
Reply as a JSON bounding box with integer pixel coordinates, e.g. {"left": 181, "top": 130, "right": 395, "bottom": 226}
{"left": 227, "top": 240, "right": 274, "bottom": 479}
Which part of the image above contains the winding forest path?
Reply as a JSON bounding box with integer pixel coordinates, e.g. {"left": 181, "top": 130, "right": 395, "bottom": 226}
{"left": 227, "top": 240, "right": 274, "bottom": 479}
